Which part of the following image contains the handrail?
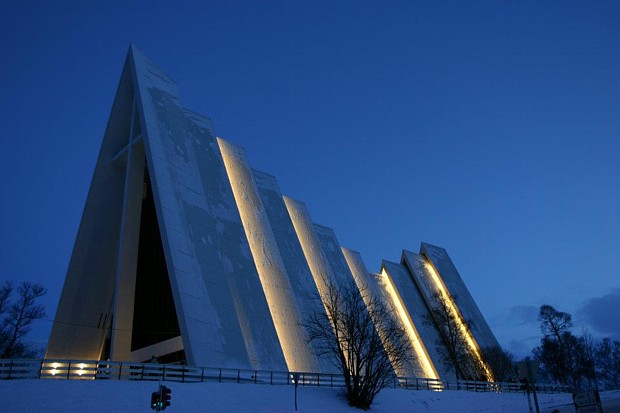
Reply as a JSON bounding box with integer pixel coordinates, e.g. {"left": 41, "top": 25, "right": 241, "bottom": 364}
{"left": 0, "top": 359, "right": 568, "bottom": 394}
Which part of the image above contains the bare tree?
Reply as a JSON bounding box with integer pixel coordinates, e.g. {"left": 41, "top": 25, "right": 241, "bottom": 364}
{"left": 305, "top": 279, "right": 411, "bottom": 410}
{"left": 0, "top": 281, "right": 47, "bottom": 358}
{"left": 0, "top": 282, "right": 12, "bottom": 316}
{"left": 482, "top": 345, "right": 515, "bottom": 382}
{"left": 425, "top": 291, "right": 486, "bottom": 381}
{"left": 596, "top": 338, "right": 620, "bottom": 390}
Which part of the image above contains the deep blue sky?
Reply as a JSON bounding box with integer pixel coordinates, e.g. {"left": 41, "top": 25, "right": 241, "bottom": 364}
{"left": 1, "top": 1, "right": 618, "bottom": 357}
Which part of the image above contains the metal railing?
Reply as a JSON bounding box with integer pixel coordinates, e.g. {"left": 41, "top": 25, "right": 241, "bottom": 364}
{"left": 0, "top": 359, "right": 567, "bottom": 394}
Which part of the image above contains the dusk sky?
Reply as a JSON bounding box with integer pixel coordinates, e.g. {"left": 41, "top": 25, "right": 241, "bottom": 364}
{"left": 1, "top": 1, "right": 618, "bottom": 358}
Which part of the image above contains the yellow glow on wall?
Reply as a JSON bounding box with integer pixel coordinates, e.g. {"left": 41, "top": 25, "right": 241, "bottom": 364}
{"left": 218, "top": 138, "right": 315, "bottom": 373}
{"left": 380, "top": 269, "right": 439, "bottom": 380}
{"left": 423, "top": 262, "right": 494, "bottom": 381}
{"left": 283, "top": 197, "right": 334, "bottom": 302}
{"left": 283, "top": 197, "right": 348, "bottom": 363}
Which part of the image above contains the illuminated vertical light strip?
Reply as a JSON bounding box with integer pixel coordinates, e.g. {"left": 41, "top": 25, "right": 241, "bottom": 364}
{"left": 342, "top": 249, "right": 404, "bottom": 373}
{"left": 283, "top": 197, "right": 357, "bottom": 367}
{"left": 283, "top": 197, "right": 335, "bottom": 301}
{"left": 380, "top": 268, "right": 439, "bottom": 380}
{"left": 217, "top": 138, "right": 315, "bottom": 373}
{"left": 341, "top": 248, "right": 434, "bottom": 379}
{"left": 423, "top": 261, "right": 494, "bottom": 381}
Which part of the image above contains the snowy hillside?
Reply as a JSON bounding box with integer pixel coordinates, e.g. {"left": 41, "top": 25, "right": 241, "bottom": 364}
{"left": 0, "top": 379, "right": 587, "bottom": 413}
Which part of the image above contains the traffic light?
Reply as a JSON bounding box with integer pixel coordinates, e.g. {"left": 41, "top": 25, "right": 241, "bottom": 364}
{"left": 150, "top": 384, "right": 172, "bottom": 411}
{"left": 150, "top": 391, "right": 160, "bottom": 410}
{"left": 161, "top": 385, "right": 172, "bottom": 410}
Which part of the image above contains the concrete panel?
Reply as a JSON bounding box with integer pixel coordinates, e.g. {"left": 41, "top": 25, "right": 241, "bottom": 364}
{"left": 419, "top": 243, "right": 500, "bottom": 352}
{"left": 341, "top": 249, "right": 415, "bottom": 377}
{"left": 402, "top": 249, "right": 492, "bottom": 379}
{"left": 110, "top": 141, "right": 145, "bottom": 361}
{"left": 46, "top": 54, "right": 136, "bottom": 360}
{"left": 217, "top": 139, "right": 319, "bottom": 373}
{"left": 253, "top": 170, "right": 335, "bottom": 373}
{"left": 130, "top": 336, "right": 184, "bottom": 364}
{"left": 128, "top": 46, "right": 286, "bottom": 370}
{"left": 341, "top": 248, "right": 376, "bottom": 297}
{"left": 283, "top": 197, "right": 338, "bottom": 298}
{"left": 380, "top": 260, "right": 449, "bottom": 379}
{"left": 312, "top": 224, "right": 355, "bottom": 290}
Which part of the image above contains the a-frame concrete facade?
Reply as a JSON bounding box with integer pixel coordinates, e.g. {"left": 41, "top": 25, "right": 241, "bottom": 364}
{"left": 47, "top": 46, "right": 501, "bottom": 380}
{"left": 47, "top": 46, "right": 288, "bottom": 370}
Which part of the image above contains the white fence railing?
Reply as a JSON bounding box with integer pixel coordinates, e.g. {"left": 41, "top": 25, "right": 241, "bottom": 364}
{"left": 0, "top": 359, "right": 568, "bottom": 394}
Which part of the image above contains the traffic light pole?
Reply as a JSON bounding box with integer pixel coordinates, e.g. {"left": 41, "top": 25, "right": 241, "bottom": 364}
{"left": 150, "top": 383, "right": 172, "bottom": 411}
{"left": 517, "top": 358, "right": 541, "bottom": 413}
{"left": 525, "top": 384, "right": 533, "bottom": 413}
{"left": 531, "top": 384, "right": 540, "bottom": 413}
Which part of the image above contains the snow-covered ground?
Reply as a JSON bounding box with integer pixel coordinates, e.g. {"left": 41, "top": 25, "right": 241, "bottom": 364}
{"left": 4, "top": 379, "right": 611, "bottom": 413}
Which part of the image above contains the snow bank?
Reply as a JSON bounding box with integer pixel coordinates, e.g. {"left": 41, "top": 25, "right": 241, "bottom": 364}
{"left": 1, "top": 379, "right": 576, "bottom": 413}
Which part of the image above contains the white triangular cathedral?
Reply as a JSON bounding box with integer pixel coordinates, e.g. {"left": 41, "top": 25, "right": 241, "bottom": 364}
{"left": 47, "top": 46, "right": 500, "bottom": 380}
